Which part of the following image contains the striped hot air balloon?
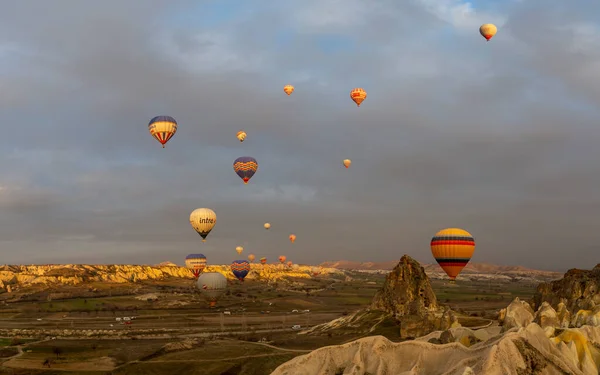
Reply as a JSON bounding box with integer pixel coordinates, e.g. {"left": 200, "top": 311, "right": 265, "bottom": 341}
{"left": 260, "top": 257, "right": 267, "bottom": 265}
{"left": 148, "top": 116, "right": 177, "bottom": 148}
{"left": 231, "top": 260, "right": 251, "bottom": 281}
{"left": 185, "top": 254, "right": 207, "bottom": 278}
{"left": 430, "top": 228, "right": 475, "bottom": 282}
{"left": 350, "top": 88, "right": 367, "bottom": 107}
{"left": 233, "top": 157, "right": 258, "bottom": 184}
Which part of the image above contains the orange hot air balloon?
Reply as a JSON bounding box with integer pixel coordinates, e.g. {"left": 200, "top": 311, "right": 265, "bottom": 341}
{"left": 350, "top": 88, "right": 367, "bottom": 107}
{"left": 289, "top": 234, "right": 296, "bottom": 243}
{"left": 248, "top": 254, "right": 255, "bottom": 263}
{"left": 430, "top": 228, "right": 475, "bottom": 282}
{"left": 479, "top": 24, "right": 497, "bottom": 41}
{"left": 260, "top": 257, "right": 267, "bottom": 265}
{"left": 343, "top": 159, "right": 351, "bottom": 168}
{"left": 283, "top": 85, "right": 294, "bottom": 96}
{"left": 286, "top": 261, "right": 292, "bottom": 267}
{"left": 278, "top": 255, "right": 286, "bottom": 264}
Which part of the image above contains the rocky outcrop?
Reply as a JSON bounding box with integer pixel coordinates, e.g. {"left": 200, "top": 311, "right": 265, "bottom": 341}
{"left": 306, "top": 256, "right": 458, "bottom": 338}
{"left": 533, "top": 264, "right": 600, "bottom": 312}
{"left": 498, "top": 297, "right": 535, "bottom": 331}
{"left": 370, "top": 255, "right": 438, "bottom": 317}
{"left": 0, "top": 263, "right": 341, "bottom": 291}
{"left": 272, "top": 324, "right": 600, "bottom": 375}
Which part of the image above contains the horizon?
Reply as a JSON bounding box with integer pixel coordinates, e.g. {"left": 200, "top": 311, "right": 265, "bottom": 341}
{"left": 1, "top": 1, "right": 599, "bottom": 270}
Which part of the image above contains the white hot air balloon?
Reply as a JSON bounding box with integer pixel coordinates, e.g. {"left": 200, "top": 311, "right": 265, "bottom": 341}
{"left": 196, "top": 272, "right": 227, "bottom": 307}
{"left": 190, "top": 208, "right": 217, "bottom": 242}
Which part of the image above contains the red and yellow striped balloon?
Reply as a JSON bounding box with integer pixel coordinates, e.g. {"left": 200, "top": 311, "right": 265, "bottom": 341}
{"left": 430, "top": 228, "right": 475, "bottom": 282}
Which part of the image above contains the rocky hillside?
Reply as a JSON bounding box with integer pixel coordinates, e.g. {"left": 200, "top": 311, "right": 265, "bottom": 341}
{"left": 279, "top": 263, "right": 600, "bottom": 374}
{"left": 0, "top": 263, "right": 342, "bottom": 292}
{"left": 321, "top": 260, "right": 563, "bottom": 283}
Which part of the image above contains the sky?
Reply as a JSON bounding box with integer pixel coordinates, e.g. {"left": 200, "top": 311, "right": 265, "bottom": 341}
{"left": 0, "top": 0, "right": 599, "bottom": 271}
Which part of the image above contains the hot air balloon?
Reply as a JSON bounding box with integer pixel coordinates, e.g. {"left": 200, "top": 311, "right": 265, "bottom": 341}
{"left": 235, "top": 246, "right": 244, "bottom": 255}
{"left": 479, "top": 24, "right": 497, "bottom": 41}
{"left": 189, "top": 208, "right": 217, "bottom": 242}
{"left": 292, "top": 264, "right": 300, "bottom": 270}
{"left": 286, "top": 261, "right": 292, "bottom": 268}
{"left": 197, "top": 272, "right": 227, "bottom": 308}
{"left": 185, "top": 254, "right": 207, "bottom": 278}
{"left": 233, "top": 157, "right": 258, "bottom": 184}
{"left": 311, "top": 266, "right": 320, "bottom": 276}
{"left": 264, "top": 223, "right": 271, "bottom": 230}
{"left": 430, "top": 228, "right": 475, "bottom": 282}
{"left": 236, "top": 130, "right": 247, "bottom": 142}
{"left": 231, "top": 260, "right": 251, "bottom": 282}
{"left": 283, "top": 85, "right": 294, "bottom": 96}
{"left": 343, "top": 159, "right": 351, "bottom": 168}
{"left": 260, "top": 257, "right": 267, "bottom": 265}
{"left": 248, "top": 254, "right": 255, "bottom": 263}
{"left": 289, "top": 234, "right": 296, "bottom": 244}
{"left": 148, "top": 116, "right": 177, "bottom": 148}
{"left": 350, "top": 88, "right": 367, "bottom": 107}
{"left": 278, "top": 255, "right": 286, "bottom": 264}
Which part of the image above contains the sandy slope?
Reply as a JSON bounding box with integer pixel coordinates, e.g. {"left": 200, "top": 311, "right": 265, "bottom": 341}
{"left": 271, "top": 323, "right": 600, "bottom": 375}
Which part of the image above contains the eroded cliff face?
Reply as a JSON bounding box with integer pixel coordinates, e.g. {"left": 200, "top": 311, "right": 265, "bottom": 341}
{"left": 0, "top": 264, "right": 341, "bottom": 291}
{"left": 533, "top": 264, "right": 600, "bottom": 312}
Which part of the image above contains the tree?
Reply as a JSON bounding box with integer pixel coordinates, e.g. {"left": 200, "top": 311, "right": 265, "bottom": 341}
{"left": 52, "top": 346, "right": 63, "bottom": 359}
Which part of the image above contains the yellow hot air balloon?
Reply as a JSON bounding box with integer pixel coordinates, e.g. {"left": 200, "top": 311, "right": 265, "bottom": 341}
{"left": 343, "top": 159, "right": 351, "bottom": 168}
{"left": 248, "top": 254, "right": 255, "bottom": 263}
{"left": 289, "top": 234, "right": 296, "bottom": 244}
{"left": 283, "top": 85, "right": 294, "bottom": 96}
{"left": 430, "top": 228, "right": 475, "bottom": 282}
{"left": 350, "top": 88, "right": 367, "bottom": 107}
{"left": 236, "top": 130, "right": 247, "bottom": 142}
{"left": 148, "top": 116, "right": 177, "bottom": 148}
{"left": 235, "top": 246, "right": 244, "bottom": 255}
{"left": 189, "top": 208, "right": 217, "bottom": 242}
{"left": 264, "top": 223, "right": 271, "bottom": 230}
{"left": 479, "top": 24, "right": 497, "bottom": 41}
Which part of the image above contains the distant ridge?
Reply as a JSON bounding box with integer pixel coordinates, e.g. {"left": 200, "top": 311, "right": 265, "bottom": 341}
{"left": 319, "top": 260, "right": 556, "bottom": 274}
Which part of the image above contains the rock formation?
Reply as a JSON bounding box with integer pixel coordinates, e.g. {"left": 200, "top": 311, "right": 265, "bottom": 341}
{"left": 0, "top": 263, "right": 340, "bottom": 291}
{"left": 306, "top": 255, "right": 458, "bottom": 338}
{"left": 533, "top": 264, "right": 600, "bottom": 312}
{"left": 271, "top": 324, "right": 600, "bottom": 375}
{"left": 370, "top": 255, "right": 438, "bottom": 317}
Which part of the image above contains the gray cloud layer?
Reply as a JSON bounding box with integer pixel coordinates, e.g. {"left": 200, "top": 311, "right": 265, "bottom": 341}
{"left": 0, "top": 0, "right": 599, "bottom": 271}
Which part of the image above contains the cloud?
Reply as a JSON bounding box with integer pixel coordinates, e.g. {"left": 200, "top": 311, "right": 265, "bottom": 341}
{"left": 0, "top": 0, "right": 598, "bottom": 271}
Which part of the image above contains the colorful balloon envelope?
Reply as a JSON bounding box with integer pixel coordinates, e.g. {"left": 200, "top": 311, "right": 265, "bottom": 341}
{"left": 236, "top": 130, "right": 247, "bottom": 142}
{"left": 350, "top": 88, "right": 367, "bottom": 107}
{"left": 189, "top": 208, "right": 217, "bottom": 242}
{"left": 289, "top": 234, "right": 296, "bottom": 244}
{"left": 185, "top": 253, "right": 207, "bottom": 278}
{"left": 197, "top": 272, "right": 227, "bottom": 307}
{"left": 233, "top": 156, "right": 258, "bottom": 184}
{"left": 235, "top": 246, "right": 244, "bottom": 255}
{"left": 260, "top": 257, "right": 267, "bottom": 265}
{"left": 248, "top": 254, "right": 256, "bottom": 263}
{"left": 283, "top": 85, "right": 295, "bottom": 96}
{"left": 343, "top": 159, "right": 351, "bottom": 168}
{"left": 278, "top": 255, "right": 286, "bottom": 264}
{"left": 430, "top": 228, "right": 475, "bottom": 282}
{"left": 148, "top": 116, "right": 177, "bottom": 148}
{"left": 231, "top": 260, "right": 251, "bottom": 281}
{"left": 286, "top": 261, "right": 292, "bottom": 267}
{"left": 264, "top": 223, "right": 271, "bottom": 230}
{"left": 479, "top": 24, "right": 497, "bottom": 41}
